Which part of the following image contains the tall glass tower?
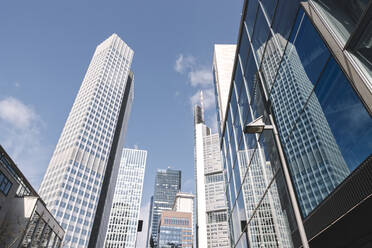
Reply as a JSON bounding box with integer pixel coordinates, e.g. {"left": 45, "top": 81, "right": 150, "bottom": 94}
{"left": 104, "top": 148, "right": 147, "bottom": 247}
{"left": 150, "top": 168, "right": 181, "bottom": 247}
{"left": 39, "top": 33, "right": 134, "bottom": 248}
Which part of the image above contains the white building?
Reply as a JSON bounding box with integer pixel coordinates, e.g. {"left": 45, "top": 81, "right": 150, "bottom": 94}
{"left": 173, "top": 192, "right": 194, "bottom": 213}
{"left": 39, "top": 33, "right": 134, "bottom": 248}
{"left": 104, "top": 148, "right": 147, "bottom": 248}
{"left": 194, "top": 99, "right": 230, "bottom": 248}
{"left": 213, "top": 44, "right": 236, "bottom": 132}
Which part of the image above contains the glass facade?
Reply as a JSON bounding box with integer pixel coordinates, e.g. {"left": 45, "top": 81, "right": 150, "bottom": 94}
{"left": 150, "top": 169, "right": 182, "bottom": 247}
{"left": 157, "top": 213, "right": 193, "bottom": 248}
{"left": 20, "top": 211, "right": 63, "bottom": 248}
{"left": 215, "top": 0, "right": 372, "bottom": 247}
{"left": 104, "top": 148, "right": 147, "bottom": 248}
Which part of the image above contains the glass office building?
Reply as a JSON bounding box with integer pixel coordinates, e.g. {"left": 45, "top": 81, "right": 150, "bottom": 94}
{"left": 104, "top": 148, "right": 147, "bottom": 247}
{"left": 39, "top": 33, "right": 134, "bottom": 248}
{"left": 150, "top": 169, "right": 182, "bottom": 247}
{"left": 215, "top": 0, "right": 372, "bottom": 247}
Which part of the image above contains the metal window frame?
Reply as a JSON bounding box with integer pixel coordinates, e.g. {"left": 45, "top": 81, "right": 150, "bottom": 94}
{"left": 304, "top": 1, "right": 372, "bottom": 116}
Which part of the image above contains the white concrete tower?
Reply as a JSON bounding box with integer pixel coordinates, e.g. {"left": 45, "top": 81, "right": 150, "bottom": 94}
{"left": 39, "top": 33, "right": 134, "bottom": 248}
{"left": 194, "top": 99, "right": 230, "bottom": 248}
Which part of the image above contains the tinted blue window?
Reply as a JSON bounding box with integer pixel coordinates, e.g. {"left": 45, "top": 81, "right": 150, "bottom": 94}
{"left": 245, "top": 0, "right": 259, "bottom": 38}
{"left": 252, "top": 6, "right": 270, "bottom": 65}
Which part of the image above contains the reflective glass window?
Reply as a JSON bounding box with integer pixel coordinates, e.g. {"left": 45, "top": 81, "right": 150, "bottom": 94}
{"left": 252, "top": 6, "right": 271, "bottom": 65}
{"left": 353, "top": 18, "right": 372, "bottom": 77}
{"left": 270, "top": 10, "right": 330, "bottom": 146}
{"left": 239, "top": 29, "right": 250, "bottom": 70}
{"left": 284, "top": 57, "right": 372, "bottom": 216}
{"left": 313, "top": 0, "right": 369, "bottom": 42}
{"left": 245, "top": 0, "right": 259, "bottom": 38}
{"left": 244, "top": 48, "right": 259, "bottom": 97}
{"left": 260, "top": 0, "right": 278, "bottom": 23}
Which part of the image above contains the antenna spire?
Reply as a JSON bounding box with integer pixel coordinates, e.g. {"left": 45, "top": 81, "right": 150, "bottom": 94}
{"left": 200, "top": 90, "right": 205, "bottom": 122}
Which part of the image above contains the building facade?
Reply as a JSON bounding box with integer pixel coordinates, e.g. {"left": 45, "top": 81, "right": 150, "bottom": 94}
{"left": 150, "top": 168, "right": 182, "bottom": 247}
{"left": 0, "top": 145, "right": 65, "bottom": 248}
{"left": 104, "top": 148, "right": 147, "bottom": 247}
{"left": 38, "top": 33, "right": 134, "bottom": 248}
{"left": 157, "top": 211, "right": 193, "bottom": 248}
{"left": 146, "top": 196, "right": 154, "bottom": 248}
{"left": 215, "top": 0, "right": 372, "bottom": 247}
{"left": 194, "top": 102, "right": 230, "bottom": 248}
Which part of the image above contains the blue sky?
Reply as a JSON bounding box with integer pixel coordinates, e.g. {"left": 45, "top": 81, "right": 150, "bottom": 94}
{"left": 0, "top": 0, "right": 242, "bottom": 245}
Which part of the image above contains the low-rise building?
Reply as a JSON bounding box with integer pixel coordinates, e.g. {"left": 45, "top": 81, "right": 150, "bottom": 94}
{"left": 157, "top": 211, "right": 193, "bottom": 248}
{"left": 0, "top": 145, "right": 64, "bottom": 247}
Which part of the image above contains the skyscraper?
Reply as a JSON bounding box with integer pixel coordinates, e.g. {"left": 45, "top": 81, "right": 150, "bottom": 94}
{"left": 104, "top": 148, "right": 147, "bottom": 247}
{"left": 193, "top": 98, "right": 230, "bottom": 248}
{"left": 146, "top": 196, "right": 154, "bottom": 248}
{"left": 150, "top": 168, "right": 181, "bottom": 248}
{"left": 39, "top": 33, "right": 134, "bottom": 248}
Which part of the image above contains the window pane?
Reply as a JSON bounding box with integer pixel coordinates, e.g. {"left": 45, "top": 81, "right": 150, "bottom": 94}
{"left": 284, "top": 58, "right": 372, "bottom": 216}
{"left": 252, "top": 6, "right": 271, "bottom": 65}
{"left": 245, "top": 0, "right": 259, "bottom": 38}
{"left": 313, "top": 0, "right": 370, "bottom": 42}
{"left": 353, "top": 18, "right": 372, "bottom": 77}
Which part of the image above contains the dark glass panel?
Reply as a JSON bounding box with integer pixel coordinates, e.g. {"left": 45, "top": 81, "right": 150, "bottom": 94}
{"left": 239, "top": 29, "right": 251, "bottom": 71}
{"left": 260, "top": 0, "right": 278, "bottom": 24}
{"left": 252, "top": 6, "right": 271, "bottom": 65}
{"left": 245, "top": 0, "right": 259, "bottom": 38}
{"left": 353, "top": 18, "right": 372, "bottom": 76}
{"left": 313, "top": 0, "right": 370, "bottom": 42}
{"left": 314, "top": 58, "right": 372, "bottom": 171}
{"left": 244, "top": 48, "right": 259, "bottom": 98}
{"left": 234, "top": 59, "right": 245, "bottom": 94}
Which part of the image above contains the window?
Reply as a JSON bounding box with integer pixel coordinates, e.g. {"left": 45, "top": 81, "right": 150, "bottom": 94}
{"left": 0, "top": 171, "right": 12, "bottom": 195}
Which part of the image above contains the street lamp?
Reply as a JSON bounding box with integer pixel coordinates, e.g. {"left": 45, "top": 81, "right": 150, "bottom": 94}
{"left": 244, "top": 116, "right": 273, "bottom": 134}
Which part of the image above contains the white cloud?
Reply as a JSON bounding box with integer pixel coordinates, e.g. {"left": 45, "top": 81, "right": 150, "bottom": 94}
{"left": 136, "top": 201, "right": 151, "bottom": 247}
{"left": 189, "top": 68, "right": 213, "bottom": 87}
{"left": 0, "top": 97, "right": 51, "bottom": 189}
{"left": 14, "top": 82, "right": 21, "bottom": 88}
{"left": 190, "top": 88, "right": 216, "bottom": 111}
{"left": 174, "top": 54, "right": 195, "bottom": 73}
{"left": 0, "top": 97, "right": 37, "bottom": 129}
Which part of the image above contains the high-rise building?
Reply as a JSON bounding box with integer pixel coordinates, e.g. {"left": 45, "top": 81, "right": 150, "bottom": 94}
{"left": 215, "top": 1, "right": 372, "bottom": 247}
{"left": 39, "top": 33, "right": 134, "bottom": 248}
{"left": 104, "top": 148, "right": 147, "bottom": 247}
{"left": 146, "top": 196, "right": 154, "bottom": 248}
{"left": 150, "top": 168, "right": 181, "bottom": 247}
{"left": 193, "top": 98, "right": 230, "bottom": 248}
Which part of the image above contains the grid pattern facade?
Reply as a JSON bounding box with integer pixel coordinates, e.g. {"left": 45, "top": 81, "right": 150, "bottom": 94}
{"left": 194, "top": 105, "right": 230, "bottom": 248}
{"left": 104, "top": 148, "right": 147, "bottom": 247}
{"left": 216, "top": 0, "right": 372, "bottom": 247}
{"left": 157, "top": 211, "right": 193, "bottom": 248}
{"left": 150, "top": 169, "right": 182, "bottom": 247}
{"left": 39, "top": 33, "right": 134, "bottom": 248}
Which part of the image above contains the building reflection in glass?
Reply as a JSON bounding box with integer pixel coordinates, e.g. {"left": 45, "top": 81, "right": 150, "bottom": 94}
{"left": 259, "top": 33, "right": 350, "bottom": 216}
{"left": 238, "top": 148, "right": 293, "bottom": 248}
